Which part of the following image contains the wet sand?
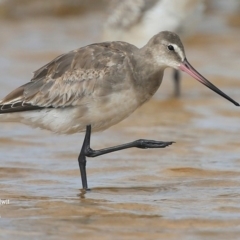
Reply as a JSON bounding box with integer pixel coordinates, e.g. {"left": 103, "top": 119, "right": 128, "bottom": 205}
{"left": 0, "top": 1, "right": 240, "bottom": 239}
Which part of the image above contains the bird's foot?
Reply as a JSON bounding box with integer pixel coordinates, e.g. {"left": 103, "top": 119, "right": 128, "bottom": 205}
{"left": 135, "top": 139, "right": 174, "bottom": 149}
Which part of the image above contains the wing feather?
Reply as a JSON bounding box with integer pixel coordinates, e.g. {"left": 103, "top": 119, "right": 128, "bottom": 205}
{"left": 0, "top": 42, "right": 129, "bottom": 113}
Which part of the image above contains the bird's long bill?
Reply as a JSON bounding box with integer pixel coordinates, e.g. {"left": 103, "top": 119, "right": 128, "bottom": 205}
{"left": 179, "top": 58, "right": 239, "bottom": 106}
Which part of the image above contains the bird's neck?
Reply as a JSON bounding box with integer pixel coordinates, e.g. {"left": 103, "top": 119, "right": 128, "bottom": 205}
{"left": 130, "top": 48, "right": 165, "bottom": 104}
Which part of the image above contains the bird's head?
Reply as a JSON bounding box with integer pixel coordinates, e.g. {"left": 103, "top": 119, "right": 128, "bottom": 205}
{"left": 146, "top": 31, "right": 239, "bottom": 106}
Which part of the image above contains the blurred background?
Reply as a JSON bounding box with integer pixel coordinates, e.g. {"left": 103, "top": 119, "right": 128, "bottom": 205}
{"left": 0, "top": 1, "right": 240, "bottom": 239}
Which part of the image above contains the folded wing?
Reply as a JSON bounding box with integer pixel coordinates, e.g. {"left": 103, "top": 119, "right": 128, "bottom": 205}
{"left": 0, "top": 42, "right": 128, "bottom": 114}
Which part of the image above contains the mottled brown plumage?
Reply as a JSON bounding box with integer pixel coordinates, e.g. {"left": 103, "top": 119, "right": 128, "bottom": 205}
{"left": 1, "top": 42, "right": 136, "bottom": 112}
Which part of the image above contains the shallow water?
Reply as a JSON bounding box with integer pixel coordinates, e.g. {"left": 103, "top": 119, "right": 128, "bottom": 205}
{"left": 0, "top": 1, "right": 240, "bottom": 239}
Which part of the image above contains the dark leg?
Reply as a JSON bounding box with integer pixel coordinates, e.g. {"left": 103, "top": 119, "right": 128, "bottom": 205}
{"left": 173, "top": 69, "right": 181, "bottom": 97}
{"left": 78, "top": 125, "right": 92, "bottom": 190}
{"left": 78, "top": 125, "right": 174, "bottom": 189}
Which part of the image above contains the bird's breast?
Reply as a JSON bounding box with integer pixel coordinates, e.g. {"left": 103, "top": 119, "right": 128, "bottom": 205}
{"left": 85, "top": 87, "right": 141, "bottom": 132}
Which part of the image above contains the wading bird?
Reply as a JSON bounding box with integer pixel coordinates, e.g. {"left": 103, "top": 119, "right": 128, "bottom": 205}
{"left": 102, "top": 0, "right": 205, "bottom": 96}
{"left": 0, "top": 31, "right": 239, "bottom": 189}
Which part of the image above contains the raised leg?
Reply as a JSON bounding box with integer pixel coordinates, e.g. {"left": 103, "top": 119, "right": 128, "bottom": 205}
{"left": 78, "top": 125, "right": 174, "bottom": 189}
{"left": 173, "top": 69, "right": 181, "bottom": 97}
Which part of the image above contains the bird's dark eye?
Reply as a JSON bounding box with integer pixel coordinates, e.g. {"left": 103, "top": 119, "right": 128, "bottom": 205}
{"left": 168, "top": 45, "right": 174, "bottom": 51}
